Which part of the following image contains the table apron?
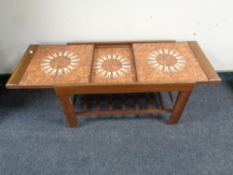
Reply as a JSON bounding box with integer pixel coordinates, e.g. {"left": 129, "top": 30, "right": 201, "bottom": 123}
{"left": 54, "top": 83, "right": 195, "bottom": 95}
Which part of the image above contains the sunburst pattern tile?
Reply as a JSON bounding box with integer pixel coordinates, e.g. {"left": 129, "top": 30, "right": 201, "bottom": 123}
{"left": 91, "top": 46, "right": 136, "bottom": 83}
{"left": 94, "top": 53, "right": 130, "bottom": 79}
{"left": 133, "top": 42, "right": 208, "bottom": 83}
{"left": 147, "top": 48, "right": 186, "bottom": 73}
{"left": 19, "top": 45, "right": 94, "bottom": 86}
{"left": 40, "top": 51, "right": 79, "bottom": 76}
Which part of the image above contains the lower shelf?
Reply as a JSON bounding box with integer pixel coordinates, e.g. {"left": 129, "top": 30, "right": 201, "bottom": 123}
{"left": 73, "top": 92, "right": 176, "bottom": 116}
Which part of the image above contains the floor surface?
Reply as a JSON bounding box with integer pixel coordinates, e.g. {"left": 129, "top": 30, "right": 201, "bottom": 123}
{"left": 0, "top": 73, "right": 233, "bottom": 175}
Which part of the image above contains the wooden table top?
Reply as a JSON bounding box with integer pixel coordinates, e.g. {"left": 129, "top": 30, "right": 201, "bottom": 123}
{"left": 7, "top": 41, "right": 220, "bottom": 88}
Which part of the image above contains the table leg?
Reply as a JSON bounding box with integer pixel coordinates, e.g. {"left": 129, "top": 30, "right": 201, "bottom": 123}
{"left": 167, "top": 90, "right": 193, "bottom": 124}
{"left": 57, "top": 93, "right": 79, "bottom": 128}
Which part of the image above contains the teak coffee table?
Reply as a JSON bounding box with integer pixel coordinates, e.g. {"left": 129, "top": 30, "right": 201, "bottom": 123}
{"left": 6, "top": 41, "right": 220, "bottom": 127}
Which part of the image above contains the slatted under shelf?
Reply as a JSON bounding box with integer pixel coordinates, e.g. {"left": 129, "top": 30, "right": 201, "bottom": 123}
{"left": 73, "top": 92, "right": 177, "bottom": 117}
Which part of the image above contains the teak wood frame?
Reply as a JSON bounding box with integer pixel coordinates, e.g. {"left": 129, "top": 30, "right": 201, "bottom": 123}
{"left": 6, "top": 40, "right": 220, "bottom": 128}
{"left": 55, "top": 82, "right": 194, "bottom": 127}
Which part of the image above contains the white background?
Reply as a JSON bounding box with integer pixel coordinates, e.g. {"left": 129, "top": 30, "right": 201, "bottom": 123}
{"left": 0, "top": 0, "right": 233, "bottom": 73}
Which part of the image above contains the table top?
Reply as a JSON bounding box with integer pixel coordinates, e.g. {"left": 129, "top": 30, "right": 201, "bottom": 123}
{"left": 7, "top": 41, "right": 220, "bottom": 88}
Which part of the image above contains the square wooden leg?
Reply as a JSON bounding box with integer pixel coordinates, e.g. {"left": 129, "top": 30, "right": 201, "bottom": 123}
{"left": 56, "top": 93, "right": 79, "bottom": 128}
{"left": 167, "top": 89, "right": 193, "bottom": 124}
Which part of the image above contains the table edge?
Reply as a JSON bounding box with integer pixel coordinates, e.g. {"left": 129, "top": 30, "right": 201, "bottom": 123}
{"left": 6, "top": 45, "right": 38, "bottom": 88}
{"left": 6, "top": 40, "right": 221, "bottom": 89}
{"left": 188, "top": 41, "right": 221, "bottom": 84}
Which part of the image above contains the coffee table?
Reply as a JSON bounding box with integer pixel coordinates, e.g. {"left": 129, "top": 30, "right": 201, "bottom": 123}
{"left": 6, "top": 41, "right": 221, "bottom": 127}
